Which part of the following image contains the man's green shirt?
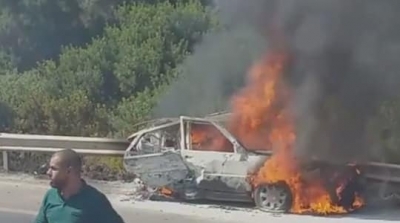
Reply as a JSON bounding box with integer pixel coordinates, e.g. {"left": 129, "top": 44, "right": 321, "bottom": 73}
{"left": 34, "top": 181, "right": 124, "bottom": 223}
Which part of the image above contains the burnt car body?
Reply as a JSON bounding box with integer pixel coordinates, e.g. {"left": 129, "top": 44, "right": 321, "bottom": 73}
{"left": 123, "top": 115, "right": 360, "bottom": 212}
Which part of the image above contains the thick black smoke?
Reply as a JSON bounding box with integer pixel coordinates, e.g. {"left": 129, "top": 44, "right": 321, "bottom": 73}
{"left": 267, "top": 0, "right": 400, "bottom": 163}
{"left": 155, "top": 0, "right": 400, "bottom": 163}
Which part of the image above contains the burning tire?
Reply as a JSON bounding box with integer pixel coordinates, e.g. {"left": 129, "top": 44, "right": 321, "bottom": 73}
{"left": 253, "top": 181, "right": 293, "bottom": 213}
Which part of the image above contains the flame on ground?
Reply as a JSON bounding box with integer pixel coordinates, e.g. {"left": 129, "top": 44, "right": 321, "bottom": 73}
{"left": 159, "top": 186, "right": 174, "bottom": 197}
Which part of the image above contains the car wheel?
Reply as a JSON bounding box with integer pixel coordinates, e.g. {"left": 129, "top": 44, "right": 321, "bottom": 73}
{"left": 253, "top": 181, "right": 293, "bottom": 213}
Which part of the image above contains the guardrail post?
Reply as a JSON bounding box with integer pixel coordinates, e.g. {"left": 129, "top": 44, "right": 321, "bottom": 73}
{"left": 2, "top": 151, "right": 8, "bottom": 171}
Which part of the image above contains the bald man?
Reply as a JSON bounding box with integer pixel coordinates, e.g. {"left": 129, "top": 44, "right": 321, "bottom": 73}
{"left": 34, "top": 149, "right": 125, "bottom": 223}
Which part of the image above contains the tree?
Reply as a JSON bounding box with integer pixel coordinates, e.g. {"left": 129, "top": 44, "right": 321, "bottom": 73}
{"left": 0, "top": 0, "right": 131, "bottom": 70}
{"left": 0, "top": 0, "right": 219, "bottom": 174}
{"left": 0, "top": 0, "right": 216, "bottom": 136}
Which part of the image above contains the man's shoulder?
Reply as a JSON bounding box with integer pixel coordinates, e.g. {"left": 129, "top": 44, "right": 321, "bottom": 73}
{"left": 82, "top": 184, "right": 117, "bottom": 213}
{"left": 83, "top": 184, "right": 109, "bottom": 201}
{"left": 40, "top": 187, "right": 59, "bottom": 204}
{"left": 83, "top": 184, "right": 125, "bottom": 222}
{"left": 44, "top": 187, "right": 58, "bottom": 197}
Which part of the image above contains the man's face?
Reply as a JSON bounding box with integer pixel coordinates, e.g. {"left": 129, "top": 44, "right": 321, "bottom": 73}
{"left": 47, "top": 155, "right": 69, "bottom": 189}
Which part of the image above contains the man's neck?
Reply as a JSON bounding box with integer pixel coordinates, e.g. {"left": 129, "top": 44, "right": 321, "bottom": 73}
{"left": 61, "top": 178, "right": 84, "bottom": 199}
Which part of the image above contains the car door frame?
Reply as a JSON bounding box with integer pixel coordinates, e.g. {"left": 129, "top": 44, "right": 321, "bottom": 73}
{"left": 123, "top": 121, "right": 190, "bottom": 188}
{"left": 179, "top": 116, "right": 252, "bottom": 193}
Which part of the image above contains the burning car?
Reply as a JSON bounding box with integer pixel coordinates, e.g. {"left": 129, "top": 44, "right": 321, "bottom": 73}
{"left": 123, "top": 114, "right": 363, "bottom": 214}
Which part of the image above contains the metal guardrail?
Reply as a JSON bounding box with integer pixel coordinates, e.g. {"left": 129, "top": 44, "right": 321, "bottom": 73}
{"left": 2, "top": 132, "right": 400, "bottom": 185}
{"left": 358, "top": 161, "right": 400, "bottom": 184}
{"left": 0, "top": 133, "right": 130, "bottom": 171}
{"left": 367, "top": 161, "right": 400, "bottom": 170}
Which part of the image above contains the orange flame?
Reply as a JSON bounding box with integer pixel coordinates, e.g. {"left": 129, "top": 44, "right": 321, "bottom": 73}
{"left": 160, "top": 187, "right": 174, "bottom": 196}
{"left": 228, "top": 53, "right": 291, "bottom": 151}
{"left": 181, "top": 48, "right": 364, "bottom": 214}
{"left": 227, "top": 51, "right": 364, "bottom": 214}
{"left": 190, "top": 123, "right": 233, "bottom": 152}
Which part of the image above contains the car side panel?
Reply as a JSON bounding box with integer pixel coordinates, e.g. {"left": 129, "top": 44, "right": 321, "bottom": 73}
{"left": 124, "top": 151, "right": 189, "bottom": 188}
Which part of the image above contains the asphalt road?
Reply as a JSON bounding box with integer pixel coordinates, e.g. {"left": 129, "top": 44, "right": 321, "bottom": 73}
{"left": 1, "top": 209, "right": 399, "bottom": 223}
{"left": 0, "top": 208, "right": 225, "bottom": 223}
{"left": 0, "top": 210, "right": 34, "bottom": 223}
{"left": 0, "top": 173, "right": 399, "bottom": 223}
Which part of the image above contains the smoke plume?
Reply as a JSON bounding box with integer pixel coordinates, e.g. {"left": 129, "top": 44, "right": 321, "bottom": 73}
{"left": 153, "top": 1, "right": 269, "bottom": 117}
{"left": 155, "top": 0, "right": 400, "bottom": 163}
{"left": 269, "top": 0, "right": 400, "bottom": 163}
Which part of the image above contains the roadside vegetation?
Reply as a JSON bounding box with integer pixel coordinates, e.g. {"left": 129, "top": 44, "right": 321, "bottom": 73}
{"left": 0, "top": 0, "right": 217, "bottom": 179}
